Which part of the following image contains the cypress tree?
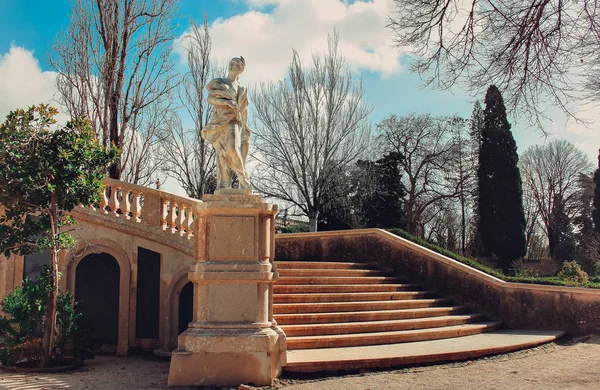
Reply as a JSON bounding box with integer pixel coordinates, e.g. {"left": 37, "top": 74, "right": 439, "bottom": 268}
{"left": 593, "top": 150, "right": 600, "bottom": 233}
{"left": 468, "top": 101, "right": 485, "bottom": 256}
{"left": 477, "top": 85, "right": 527, "bottom": 274}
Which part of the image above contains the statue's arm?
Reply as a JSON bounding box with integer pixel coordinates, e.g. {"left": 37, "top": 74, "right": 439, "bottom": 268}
{"left": 207, "top": 79, "right": 237, "bottom": 108}
{"left": 201, "top": 126, "right": 221, "bottom": 141}
{"left": 207, "top": 95, "right": 237, "bottom": 108}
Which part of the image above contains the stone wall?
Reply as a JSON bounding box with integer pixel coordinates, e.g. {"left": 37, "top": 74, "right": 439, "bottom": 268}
{"left": 0, "top": 206, "right": 195, "bottom": 354}
{"left": 275, "top": 229, "right": 600, "bottom": 336}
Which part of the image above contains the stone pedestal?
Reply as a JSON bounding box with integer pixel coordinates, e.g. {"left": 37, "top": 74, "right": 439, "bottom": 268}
{"left": 167, "top": 193, "right": 286, "bottom": 387}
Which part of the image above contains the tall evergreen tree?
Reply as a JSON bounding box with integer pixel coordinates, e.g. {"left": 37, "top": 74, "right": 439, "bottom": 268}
{"left": 468, "top": 101, "right": 485, "bottom": 256}
{"left": 318, "top": 152, "right": 406, "bottom": 231}
{"left": 477, "top": 86, "right": 527, "bottom": 274}
{"left": 593, "top": 150, "right": 600, "bottom": 233}
{"left": 572, "top": 172, "right": 595, "bottom": 243}
{"left": 360, "top": 152, "right": 406, "bottom": 229}
{"left": 470, "top": 101, "right": 484, "bottom": 152}
{"left": 549, "top": 195, "right": 576, "bottom": 261}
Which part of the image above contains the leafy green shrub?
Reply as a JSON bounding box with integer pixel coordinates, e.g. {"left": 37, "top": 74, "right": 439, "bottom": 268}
{"left": 388, "top": 228, "right": 506, "bottom": 278}
{"left": 0, "top": 268, "right": 91, "bottom": 367}
{"left": 558, "top": 261, "right": 589, "bottom": 284}
{"left": 386, "top": 228, "right": 600, "bottom": 289}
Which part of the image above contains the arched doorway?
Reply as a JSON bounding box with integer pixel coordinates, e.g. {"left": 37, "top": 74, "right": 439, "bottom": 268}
{"left": 75, "top": 253, "right": 120, "bottom": 349}
{"left": 178, "top": 282, "right": 194, "bottom": 334}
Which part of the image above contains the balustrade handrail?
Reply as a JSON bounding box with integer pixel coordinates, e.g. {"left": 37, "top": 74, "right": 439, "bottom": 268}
{"left": 77, "top": 178, "right": 203, "bottom": 240}
{"left": 102, "top": 178, "right": 202, "bottom": 208}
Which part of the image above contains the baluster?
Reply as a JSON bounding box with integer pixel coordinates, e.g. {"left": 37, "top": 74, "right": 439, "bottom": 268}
{"left": 179, "top": 205, "right": 187, "bottom": 236}
{"left": 123, "top": 188, "right": 132, "bottom": 220}
{"left": 186, "top": 209, "right": 194, "bottom": 239}
{"left": 100, "top": 186, "right": 109, "bottom": 214}
{"left": 170, "top": 202, "right": 178, "bottom": 233}
{"left": 161, "top": 198, "right": 169, "bottom": 230}
{"left": 109, "top": 186, "right": 120, "bottom": 217}
{"left": 132, "top": 191, "right": 142, "bottom": 222}
{"left": 111, "top": 187, "right": 122, "bottom": 217}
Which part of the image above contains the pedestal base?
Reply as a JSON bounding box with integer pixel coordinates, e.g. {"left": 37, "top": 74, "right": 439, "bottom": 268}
{"left": 167, "top": 194, "right": 285, "bottom": 387}
{"left": 214, "top": 188, "right": 253, "bottom": 196}
{"left": 167, "top": 326, "right": 286, "bottom": 387}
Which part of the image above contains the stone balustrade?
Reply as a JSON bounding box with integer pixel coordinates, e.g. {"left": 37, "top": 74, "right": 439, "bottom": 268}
{"left": 87, "top": 178, "right": 200, "bottom": 239}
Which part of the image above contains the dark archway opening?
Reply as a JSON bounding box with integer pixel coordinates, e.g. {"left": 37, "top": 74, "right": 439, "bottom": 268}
{"left": 178, "top": 282, "right": 193, "bottom": 334}
{"left": 75, "top": 253, "right": 120, "bottom": 349}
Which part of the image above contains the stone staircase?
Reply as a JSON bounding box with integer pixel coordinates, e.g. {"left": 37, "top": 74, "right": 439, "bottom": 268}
{"left": 274, "top": 260, "right": 562, "bottom": 372}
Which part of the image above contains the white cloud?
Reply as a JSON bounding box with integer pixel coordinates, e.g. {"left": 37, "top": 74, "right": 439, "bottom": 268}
{"left": 175, "top": 0, "right": 401, "bottom": 84}
{"left": 0, "top": 46, "right": 59, "bottom": 120}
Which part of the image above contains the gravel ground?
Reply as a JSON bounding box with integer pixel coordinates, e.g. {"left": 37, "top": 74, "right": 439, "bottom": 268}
{"left": 1, "top": 336, "right": 599, "bottom": 390}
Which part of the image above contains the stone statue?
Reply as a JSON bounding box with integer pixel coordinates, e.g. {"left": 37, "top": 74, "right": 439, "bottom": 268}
{"left": 202, "top": 56, "right": 252, "bottom": 191}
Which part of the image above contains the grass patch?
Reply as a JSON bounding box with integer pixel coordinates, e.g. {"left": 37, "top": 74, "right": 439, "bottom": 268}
{"left": 387, "top": 228, "right": 600, "bottom": 289}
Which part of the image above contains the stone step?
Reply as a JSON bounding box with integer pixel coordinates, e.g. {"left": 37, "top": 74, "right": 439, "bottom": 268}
{"left": 277, "top": 261, "right": 374, "bottom": 270}
{"left": 284, "top": 330, "right": 565, "bottom": 372}
{"left": 274, "top": 306, "right": 469, "bottom": 325}
{"left": 274, "top": 298, "right": 453, "bottom": 314}
{"left": 278, "top": 269, "right": 387, "bottom": 277}
{"left": 274, "top": 284, "right": 422, "bottom": 294}
{"left": 286, "top": 322, "right": 502, "bottom": 349}
{"left": 281, "top": 314, "right": 486, "bottom": 336}
{"left": 276, "top": 276, "right": 407, "bottom": 285}
{"left": 274, "top": 291, "right": 436, "bottom": 303}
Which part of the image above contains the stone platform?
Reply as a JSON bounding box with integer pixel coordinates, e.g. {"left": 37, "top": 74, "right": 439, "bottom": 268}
{"left": 285, "top": 330, "right": 564, "bottom": 372}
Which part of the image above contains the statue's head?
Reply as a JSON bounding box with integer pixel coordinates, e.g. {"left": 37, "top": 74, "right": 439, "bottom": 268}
{"left": 229, "top": 56, "right": 246, "bottom": 74}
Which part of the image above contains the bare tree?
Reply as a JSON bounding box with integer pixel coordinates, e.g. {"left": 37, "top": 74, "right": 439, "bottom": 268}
{"left": 377, "top": 114, "right": 463, "bottom": 237}
{"left": 388, "top": 0, "right": 600, "bottom": 126}
{"left": 50, "top": 0, "right": 178, "bottom": 181}
{"left": 160, "top": 16, "right": 218, "bottom": 199}
{"left": 520, "top": 140, "right": 593, "bottom": 258}
{"left": 121, "top": 97, "right": 170, "bottom": 186}
{"left": 426, "top": 198, "right": 460, "bottom": 251}
{"left": 522, "top": 181, "right": 542, "bottom": 258}
{"left": 252, "top": 34, "right": 372, "bottom": 232}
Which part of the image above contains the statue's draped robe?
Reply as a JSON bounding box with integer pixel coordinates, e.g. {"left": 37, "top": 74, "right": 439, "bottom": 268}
{"left": 202, "top": 78, "right": 251, "bottom": 188}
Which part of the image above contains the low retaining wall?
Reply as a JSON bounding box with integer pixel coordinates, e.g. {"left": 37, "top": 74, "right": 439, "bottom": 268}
{"left": 275, "top": 229, "right": 600, "bottom": 336}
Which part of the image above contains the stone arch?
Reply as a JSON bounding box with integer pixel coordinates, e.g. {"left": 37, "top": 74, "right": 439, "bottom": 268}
{"left": 166, "top": 268, "right": 192, "bottom": 350}
{"left": 67, "top": 239, "right": 131, "bottom": 356}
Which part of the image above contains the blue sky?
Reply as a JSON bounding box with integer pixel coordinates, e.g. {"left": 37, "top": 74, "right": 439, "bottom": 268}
{"left": 0, "top": 0, "right": 472, "bottom": 122}
{"left": 0, "top": 0, "right": 597, "bottom": 164}
{"left": 0, "top": 0, "right": 244, "bottom": 66}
